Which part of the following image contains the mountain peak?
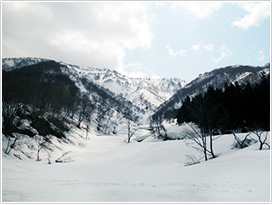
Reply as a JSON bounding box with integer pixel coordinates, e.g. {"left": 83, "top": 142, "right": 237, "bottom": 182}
{"left": 2, "top": 57, "right": 187, "bottom": 115}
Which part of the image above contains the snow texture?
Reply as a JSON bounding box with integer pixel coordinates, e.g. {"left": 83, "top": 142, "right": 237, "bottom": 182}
{"left": 2, "top": 127, "right": 270, "bottom": 203}
{"left": 59, "top": 61, "right": 186, "bottom": 111}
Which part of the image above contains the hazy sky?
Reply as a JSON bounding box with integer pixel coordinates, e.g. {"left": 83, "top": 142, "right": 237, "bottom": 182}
{"left": 2, "top": 1, "right": 270, "bottom": 81}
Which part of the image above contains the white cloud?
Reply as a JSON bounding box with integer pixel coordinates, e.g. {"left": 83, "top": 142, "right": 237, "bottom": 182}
{"left": 2, "top": 2, "right": 154, "bottom": 74}
{"left": 191, "top": 43, "right": 214, "bottom": 52}
{"left": 232, "top": 2, "right": 270, "bottom": 29}
{"left": 257, "top": 50, "right": 266, "bottom": 61}
{"left": 211, "top": 44, "right": 232, "bottom": 63}
{"left": 155, "top": 2, "right": 165, "bottom": 8}
{"left": 202, "top": 44, "right": 214, "bottom": 52}
{"left": 166, "top": 44, "right": 187, "bottom": 58}
{"left": 123, "top": 62, "right": 146, "bottom": 78}
{"left": 191, "top": 44, "right": 201, "bottom": 51}
{"left": 173, "top": 2, "right": 223, "bottom": 19}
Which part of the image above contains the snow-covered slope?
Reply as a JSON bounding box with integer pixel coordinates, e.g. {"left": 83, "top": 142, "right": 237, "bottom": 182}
{"left": 2, "top": 58, "right": 186, "bottom": 113}
{"left": 154, "top": 64, "right": 270, "bottom": 119}
{"left": 2, "top": 57, "right": 49, "bottom": 71}
{"left": 2, "top": 129, "right": 270, "bottom": 202}
{"left": 60, "top": 61, "right": 186, "bottom": 111}
{"left": 2, "top": 58, "right": 270, "bottom": 202}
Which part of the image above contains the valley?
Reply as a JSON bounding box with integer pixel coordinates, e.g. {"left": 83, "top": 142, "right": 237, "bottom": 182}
{"left": 2, "top": 127, "right": 270, "bottom": 202}
{"left": 1, "top": 57, "right": 271, "bottom": 203}
{"left": 2, "top": 1, "right": 270, "bottom": 203}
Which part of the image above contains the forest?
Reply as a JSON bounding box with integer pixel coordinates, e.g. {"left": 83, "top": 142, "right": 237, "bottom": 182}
{"left": 176, "top": 73, "right": 270, "bottom": 133}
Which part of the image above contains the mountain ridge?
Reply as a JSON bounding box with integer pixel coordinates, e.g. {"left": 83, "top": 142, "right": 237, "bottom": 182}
{"left": 2, "top": 57, "right": 187, "bottom": 113}
{"left": 154, "top": 63, "right": 270, "bottom": 120}
{"left": 2, "top": 57, "right": 270, "bottom": 121}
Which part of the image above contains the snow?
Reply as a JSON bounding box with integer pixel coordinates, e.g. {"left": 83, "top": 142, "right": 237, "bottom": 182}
{"left": 17, "top": 119, "right": 39, "bottom": 135}
{"left": 59, "top": 61, "right": 186, "bottom": 111}
{"left": 234, "top": 72, "right": 252, "bottom": 82}
{"left": 2, "top": 57, "right": 49, "bottom": 71}
{"left": 2, "top": 128, "right": 270, "bottom": 203}
{"left": 3, "top": 59, "right": 15, "bottom": 67}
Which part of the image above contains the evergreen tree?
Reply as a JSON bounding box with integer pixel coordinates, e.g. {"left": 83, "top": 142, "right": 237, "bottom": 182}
{"left": 177, "top": 75, "right": 270, "bottom": 133}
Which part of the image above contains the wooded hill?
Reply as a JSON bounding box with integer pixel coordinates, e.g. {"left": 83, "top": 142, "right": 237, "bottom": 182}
{"left": 177, "top": 74, "right": 270, "bottom": 133}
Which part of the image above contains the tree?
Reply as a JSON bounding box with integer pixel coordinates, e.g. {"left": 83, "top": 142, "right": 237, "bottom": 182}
{"left": 126, "top": 117, "right": 138, "bottom": 143}
{"left": 77, "top": 95, "right": 95, "bottom": 128}
{"left": 2, "top": 102, "right": 21, "bottom": 135}
{"left": 232, "top": 132, "right": 254, "bottom": 149}
{"left": 148, "top": 116, "right": 168, "bottom": 140}
{"left": 34, "top": 135, "right": 52, "bottom": 161}
{"left": 4, "top": 134, "right": 21, "bottom": 155}
{"left": 96, "top": 101, "right": 114, "bottom": 135}
{"left": 55, "top": 151, "right": 72, "bottom": 163}
{"left": 182, "top": 123, "right": 209, "bottom": 161}
{"left": 85, "top": 125, "right": 90, "bottom": 139}
{"left": 2, "top": 102, "right": 22, "bottom": 155}
{"left": 177, "top": 88, "right": 221, "bottom": 159}
{"left": 252, "top": 130, "right": 270, "bottom": 150}
{"left": 122, "top": 109, "right": 139, "bottom": 143}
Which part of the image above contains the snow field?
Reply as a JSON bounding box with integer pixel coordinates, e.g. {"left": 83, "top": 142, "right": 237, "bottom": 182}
{"left": 2, "top": 129, "right": 270, "bottom": 202}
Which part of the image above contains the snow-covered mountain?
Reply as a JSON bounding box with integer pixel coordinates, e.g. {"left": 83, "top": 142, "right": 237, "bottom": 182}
{"left": 2, "top": 58, "right": 270, "bottom": 203}
{"left": 59, "top": 62, "right": 186, "bottom": 111}
{"left": 2, "top": 57, "right": 187, "bottom": 162}
{"left": 3, "top": 57, "right": 269, "bottom": 122}
{"left": 2, "top": 57, "right": 49, "bottom": 71}
{"left": 154, "top": 64, "right": 270, "bottom": 119}
{"left": 2, "top": 58, "right": 186, "bottom": 113}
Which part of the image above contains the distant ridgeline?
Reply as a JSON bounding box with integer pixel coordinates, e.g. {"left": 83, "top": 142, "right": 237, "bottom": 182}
{"left": 2, "top": 58, "right": 270, "bottom": 138}
{"left": 2, "top": 60, "right": 79, "bottom": 113}
{"left": 2, "top": 60, "right": 140, "bottom": 140}
{"left": 176, "top": 74, "right": 270, "bottom": 133}
{"left": 153, "top": 63, "right": 270, "bottom": 124}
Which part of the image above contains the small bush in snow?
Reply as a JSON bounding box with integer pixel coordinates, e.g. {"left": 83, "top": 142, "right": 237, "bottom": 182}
{"left": 232, "top": 138, "right": 257, "bottom": 149}
{"left": 184, "top": 154, "right": 201, "bottom": 166}
{"left": 55, "top": 151, "right": 73, "bottom": 163}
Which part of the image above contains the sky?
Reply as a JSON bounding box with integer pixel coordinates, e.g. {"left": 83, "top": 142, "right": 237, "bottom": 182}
{"left": 2, "top": 1, "right": 271, "bottom": 81}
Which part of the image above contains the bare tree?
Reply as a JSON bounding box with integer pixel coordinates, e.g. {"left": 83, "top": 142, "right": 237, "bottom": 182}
{"left": 122, "top": 109, "right": 139, "bottom": 143}
{"left": 34, "top": 135, "right": 52, "bottom": 161}
{"left": 2, "top": 102, "right": 20, "bottom": 132}
{"left": 77, "top": 96, "right": 96, "bottom": 128}
{"left": 96, "top": 102, "right": 114, "bottom": 134}
{"left": 183, "top": 123, "right": 208, "bottom": 161}
{"left": 183, "top": 123, "right": 219, "bottom": 161}
{"left": 148, "top": 116, "right": 168, "bottom": 140}
{"left": 177, "top": 88, "right": 225, "bottom": 159}
{"left": 126, "top": 118, "right": 138, "bottom": 143}
{"left": 252, "top": 130, "right": 270, "bottom": 150}
{"left": 4, "top": 134, "right": 21, "bottom": 155}
{"left": 184, "top": 154, "right": 202, "bottom": 166}
{"left": 85, "top": 125, "right": 90, "bottom": 139}
{"left": 232, "top": 132, "right": 255, "bottom": 149}
{"left": 55, "top": 151, "right": 72, "bottom": 163}
{"left": 112, "top": 113, "right": 123, "bottom": 135}
{"left": 2, "top": 102, "right": 22, "bottom": 155}
{"left": 46, "top": 149, "right": 53, "bottom": 164}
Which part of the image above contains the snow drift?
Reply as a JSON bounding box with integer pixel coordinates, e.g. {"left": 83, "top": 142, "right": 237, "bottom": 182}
{"left": 2, "top": 129, "right": 270, "bottom": 202}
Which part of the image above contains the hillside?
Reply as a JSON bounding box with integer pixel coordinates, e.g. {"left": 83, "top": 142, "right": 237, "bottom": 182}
{"left": 2, "top": 58, "right": 270, "bottom": 203}
{"left": 2, "top": 57, "right": 186, "bottom": 113}
{"left": 154, "top": 64, "right": 270, "bottom": 120}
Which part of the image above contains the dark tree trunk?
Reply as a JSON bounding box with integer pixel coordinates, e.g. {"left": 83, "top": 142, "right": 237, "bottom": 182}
{"left": 210, "top": 133, "right": 216, "bottom": 158}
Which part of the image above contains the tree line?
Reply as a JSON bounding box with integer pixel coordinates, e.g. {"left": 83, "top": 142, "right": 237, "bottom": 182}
{"left": 177, "top": 74, "right": 270, "bottom": 133}
{"left": 154, "top": 64, "right": 270, "bottom": 123}
{"left": 176, "top": 74, "right": 270, "bottom": 161}
{"left": 2, "top": 61, "right": 79, "bottom": 115}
